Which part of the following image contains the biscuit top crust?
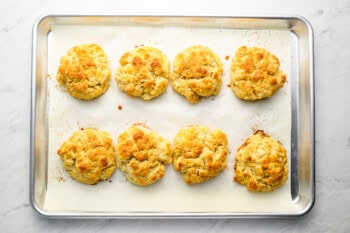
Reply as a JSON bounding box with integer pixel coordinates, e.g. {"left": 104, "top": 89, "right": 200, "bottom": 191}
{"left": 115, "top": 46, "right": 170, "bottom": 100}
{"left": 57, "top": 44, "right": 111, "bottom": 100}
{"left": 233, "top": 130, "right": 288, "bottom": 192}
{"left": 57, "top": 128, "right": 116, "bottom": 185}
{"left": 230, "top": 46, "right": 286, "bottom": 101}
{"left": 173, "top": 46, "right": 222, "bottom": 79}
{"left": 173, "top": 125, "right": 228, "bottom": 184}
{"left": 116, "top": 124, "right": 172, "bottom": 186}
{"left": 171, "top": 45, "right": 224, "bottom": 103}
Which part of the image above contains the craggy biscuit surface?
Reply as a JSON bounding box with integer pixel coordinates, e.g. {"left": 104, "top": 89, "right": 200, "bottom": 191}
{"left": 116, "top": 124, "right": 172, "bottom": 186}
{"left": 115, "top": 46, "right": 170, "bottom": 100}
{"left": 171, "top": 45, "right": 223, "bottom": 103}
{"left": 173, "top": 125, "right": 228, "bottom": 184}
{"left": 234, "top": 130, "right": 288, "bottom": 192}
{"left": 57, "top": 44, "right": 111, "bottom": 100}
{"left": 57, "top": 128, "right": 117, "bottom": 185}
{"left": 230, "top": 46, "right": 286, "bottom": 101}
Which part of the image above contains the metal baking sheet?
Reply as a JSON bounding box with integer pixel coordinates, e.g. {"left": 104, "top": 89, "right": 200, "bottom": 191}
{"left": 30, "top": 15, "right": 314, "bottom": 218}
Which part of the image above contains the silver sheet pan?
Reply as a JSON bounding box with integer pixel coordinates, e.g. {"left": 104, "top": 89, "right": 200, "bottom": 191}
{"left": 31, "top": 15, "right": 314, "bottom": 218}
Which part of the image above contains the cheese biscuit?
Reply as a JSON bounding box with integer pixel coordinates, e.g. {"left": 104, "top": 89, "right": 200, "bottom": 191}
{"left": 230, "top": 46, "right": 286, "bottom": 100}
{"left": 115, "top": 46, "right": 170, "bottom": 100}
{"left": 173, "top": 125, "right": 228, "bottom": 184}
{"left": 57, "top": 128, "right": 116, "bottom": 185}
{"left": 171, "top": 45, "right": 223, "bottom": 103}
{"left": 234, "top": 130, "right": 288, "bottom": 192}
{"left": 116, "top": 124, "right": 172, "bottom": 186}
{"left": 57, "top": 44, "right": 111, "bottom": 100}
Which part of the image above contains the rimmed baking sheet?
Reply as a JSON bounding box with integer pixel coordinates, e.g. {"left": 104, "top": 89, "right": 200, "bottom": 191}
{"left": 31, "top": 15, "right": 314, "bottom": 218}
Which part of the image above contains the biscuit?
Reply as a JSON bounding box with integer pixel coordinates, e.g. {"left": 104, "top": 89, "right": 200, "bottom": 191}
{"left": 173, "top": 125, "right": 228, "bottom": 184}
{"left": 230, "top": 46, "right": 286, "bottom": 101}
{"left": 171, "top": 45, "right": 223, "bottom": 103}
{"left": 57, "top": 128, "right": 117, "bottom": 185}
{"left": 233, "top": 130, "right": 288, "bottom": 192}
{"left": 57, "top": 44, "right": 111, "bottom": 100}
{"left": 116, "top": 124, "right": 172, "bottom": 186}
{"left": 115, "top": 46, "right": 170, "bottom": 100}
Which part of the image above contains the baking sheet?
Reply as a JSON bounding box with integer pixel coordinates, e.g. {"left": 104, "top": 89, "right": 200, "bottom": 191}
{"left": 43, "top": 24, "right": 293, "bottom": 213}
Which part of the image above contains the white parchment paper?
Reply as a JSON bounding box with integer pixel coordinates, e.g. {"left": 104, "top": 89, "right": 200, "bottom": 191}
{"left": 44, "top": 24, "right": 292, "bottom": 213}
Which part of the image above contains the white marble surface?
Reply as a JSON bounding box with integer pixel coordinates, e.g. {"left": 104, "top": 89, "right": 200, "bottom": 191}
{"left": 1, "top": 0, "right": 350, "bottom": 232}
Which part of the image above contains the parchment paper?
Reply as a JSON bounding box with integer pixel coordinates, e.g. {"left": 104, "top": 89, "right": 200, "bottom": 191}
{"left": 44, "top": 24, "right": 292, "bottom": 213}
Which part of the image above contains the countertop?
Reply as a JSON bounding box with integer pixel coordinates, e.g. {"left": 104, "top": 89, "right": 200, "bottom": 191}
{"left": 1, "top": 0, "right": 350, "bottom": 232}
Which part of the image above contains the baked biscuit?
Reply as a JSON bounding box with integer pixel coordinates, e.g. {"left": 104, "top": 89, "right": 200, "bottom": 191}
{"left": 57, "top": 128, "right": 117, "bottom": 185}
{"left": 116, "top": 124, "right": 172, "bottom": 186}
{"left": 115, "top": 46, "right": 170, "bottom": 100}
{"left": 171, "top": 45, "right": 223, "bottom": 103}
{"left": 57, "top": 44, "right": 111, "bottom": 100}
{"left": 230, "top": 46, "right": 286, "bottom": 101}
{"left": 233, "top": 130, "right": 288, "bottom": 192}
{"left": 173, "top": 125, "right": 228, "bottom": 184}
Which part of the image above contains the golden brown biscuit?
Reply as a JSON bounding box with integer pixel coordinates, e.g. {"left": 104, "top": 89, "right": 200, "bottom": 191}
{"left": 230, "top": 46, "right": 286, "bottom": 101}
{"left": 173, "top": 125, "right": 228, "bottom": 184}
{"left": 116, "top": 124, "right": 172, "bottom": 186}
{"left": 115, "top": 46, "right": 170, "bottom": 100}
{"left": 171, "top": 45, "right": 223, "bottom": 103}
{"left": 57, "top": 128, "right": 117, "bottom": 185}
{"left": 57, "top": 44, "right": 111, "bottom": 100}
{"left": 233, "top": 130, "right": 288, "bottom": 192}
